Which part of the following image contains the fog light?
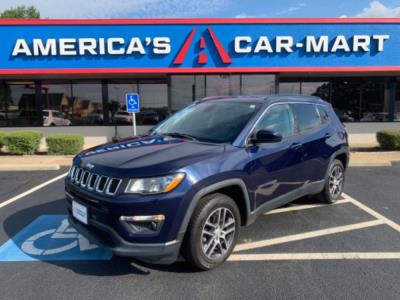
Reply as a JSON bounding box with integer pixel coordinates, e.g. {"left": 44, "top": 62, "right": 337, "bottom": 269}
{"left": 120, "top": 215, "right": 165, "bottom": 235}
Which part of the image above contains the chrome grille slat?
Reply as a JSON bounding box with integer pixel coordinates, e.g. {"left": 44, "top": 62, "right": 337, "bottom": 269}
{"left": 96, "top": 176, "right": 109, "bottom": 193}
{"left": 68, "top": 167, "right": 121, "bottom": 195}
{"left": 106, "top": 178, "right": 122, "bottom": 195}
{"left": 80, "top": 171, "right": 90, "bottom": 187}
{"left": 75, "top": 168, "right": 83, "bottom": 184}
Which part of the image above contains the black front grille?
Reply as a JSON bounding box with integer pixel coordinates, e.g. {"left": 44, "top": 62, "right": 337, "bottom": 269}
{"left": 67, "top": 166, "right": 122, "bottom": 196}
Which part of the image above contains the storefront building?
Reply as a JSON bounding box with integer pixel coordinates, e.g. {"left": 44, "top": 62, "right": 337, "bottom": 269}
{"left": 0, "top": 18, "right": 399, "bottom": 140}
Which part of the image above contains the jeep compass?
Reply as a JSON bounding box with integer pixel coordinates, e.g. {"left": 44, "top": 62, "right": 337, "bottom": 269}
{"left": 66, "top": 95, "right": 349, "bottom": 270}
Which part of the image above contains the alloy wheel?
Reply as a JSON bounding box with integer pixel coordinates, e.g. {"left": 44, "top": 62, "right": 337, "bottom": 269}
{"left": 201, "top": 207, "right": 236, "bottom": 260}
{"left": 329, "top": 165, "right": 344, "bottom": 198}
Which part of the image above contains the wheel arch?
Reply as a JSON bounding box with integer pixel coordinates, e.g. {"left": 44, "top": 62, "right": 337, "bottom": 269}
{"left": 177, "top": 179, "right": 251, "bottom": 242}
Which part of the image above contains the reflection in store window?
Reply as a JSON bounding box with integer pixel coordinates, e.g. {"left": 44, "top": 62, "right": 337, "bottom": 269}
{"left": 206, "top": 75, "right": 240, "bottom": 96}
{"left": 360, "top": 82, "right": 386, "bottom": 122}
{"left": 171, "top": 76, "right": 195, "bottom": 111}
{"left": 0, "top": 81, "right": 39, "bottom": 126}
{"left": 279, "top": 81, "right": 300, "bottom": 94}
{"left": 396, "top": 82, "right": 400, "bottom": 121}
{"left": 241, "top": 75, "right": 276, "bottom": 95}
{"left": 72, "top": 82, "right": 103, "bottom": 125}
{"left": 301, "top": 82, "right": 330, "bottom": 101}
{"left": 40, "top": 82, "right": 71, "bottom": 126}
{"left": 108, "top": 82, "right": 138, "bottom": 125}
{"left": 138, "top": 83, "right": 168, "bottom": 125}
{"left": 108, "top": 81, "right": 168, "bottom": 126}
{"left": 40, "top": 81, "right": 103, "bottom": 126}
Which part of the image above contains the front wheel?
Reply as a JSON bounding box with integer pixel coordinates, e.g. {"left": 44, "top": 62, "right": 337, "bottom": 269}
{"left": 181, "top": 193, "right": 240, "bottom": 270}
{"left": 317, "top": 159, "right": 345, "bottom": 204}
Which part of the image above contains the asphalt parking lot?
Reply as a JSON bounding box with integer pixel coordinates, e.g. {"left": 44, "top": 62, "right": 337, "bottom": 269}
{"left": 0, "top": 165, "right": 400, "bottom": 300}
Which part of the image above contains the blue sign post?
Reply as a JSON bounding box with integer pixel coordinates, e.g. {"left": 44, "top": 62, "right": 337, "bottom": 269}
{"left": 125, "top": 93, "right": 140, "bottom": 136}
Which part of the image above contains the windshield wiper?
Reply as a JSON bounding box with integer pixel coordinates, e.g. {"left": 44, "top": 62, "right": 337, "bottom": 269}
{"left": 161, "top": 132, "right": 198, "bottom": 141}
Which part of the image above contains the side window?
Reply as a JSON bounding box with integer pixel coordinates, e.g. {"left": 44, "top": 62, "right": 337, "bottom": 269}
{"left": 291, "top": 103, "right": 321, "bottom": 132}
{"left": 255, "top": 104, "right": 295, "bottom": 138}
{"left": 317, "top": 105, "right": 330, "bottom": 124}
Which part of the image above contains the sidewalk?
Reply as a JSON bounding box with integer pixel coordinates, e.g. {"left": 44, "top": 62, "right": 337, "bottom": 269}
{"left": 349, "top": 151, "right": 400, "bottom": 167}
{"left": 0, "top": 155, "right": 73, "bottom": 171}
{"left": 0, "top": 151, "right": 399, "bottom": 171}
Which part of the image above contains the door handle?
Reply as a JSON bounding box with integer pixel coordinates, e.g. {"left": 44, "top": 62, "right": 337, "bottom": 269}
{"left": 290, "top": 142, "right": 302, "bottom": 150}
{"left": 325, "top": 132, "right": 332, "bottom": 139}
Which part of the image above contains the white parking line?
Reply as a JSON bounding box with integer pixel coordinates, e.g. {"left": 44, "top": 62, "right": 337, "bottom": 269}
{"left": 229, "top": 252, "right": 400, "bottom": 261}
{"left": 343, "top": 193, "right": 400, "bottom": 233}
{"left": 265, "top": 199, "right": 351, "bottom": 215}
{"left": 234, "top": 219, "right": 385, "bottom": 252}
{"left": 0, "top": 173, "right": 67, "bottom": 209}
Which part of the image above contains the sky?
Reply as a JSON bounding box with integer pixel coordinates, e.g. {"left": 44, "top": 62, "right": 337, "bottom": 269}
{"left": 1, "top": 0, "right": 400, "bottom": 19}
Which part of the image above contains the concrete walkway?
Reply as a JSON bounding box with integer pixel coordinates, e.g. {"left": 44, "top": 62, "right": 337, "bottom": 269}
{"left": 0, "top": 155, "right": 73, "bottom": 171}
{"left": 349, "top": 151, "right": 400, "bottom": 167}
{"left": 0, "top": 151, "right": 399, "bottom": 171}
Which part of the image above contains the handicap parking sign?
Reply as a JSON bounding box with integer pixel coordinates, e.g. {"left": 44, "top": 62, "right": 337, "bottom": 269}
{"left": 126, "top": 93, "right": 140, "bottom": 113}
{"left": 0, "top": 215, "right": 112, "bottom": 261}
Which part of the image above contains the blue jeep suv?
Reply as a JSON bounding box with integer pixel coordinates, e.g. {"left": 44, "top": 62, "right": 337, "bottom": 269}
{"left": 66, "top": 95, "right": 349, "bottom": 270}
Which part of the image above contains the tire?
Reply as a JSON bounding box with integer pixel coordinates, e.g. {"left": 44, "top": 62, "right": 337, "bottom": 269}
{"left": 317, "top": 159, "right": 345, "bottom": 204}
{"left": 181, "top": 193, "right": 240, "bottom": 270}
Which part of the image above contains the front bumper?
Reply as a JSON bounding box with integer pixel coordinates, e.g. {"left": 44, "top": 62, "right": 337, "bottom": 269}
{"left": 64, "top": 179, "right": 192, "bottom": 264}
{"left": 67, "top": 215, "right": 180, "bottom": 264}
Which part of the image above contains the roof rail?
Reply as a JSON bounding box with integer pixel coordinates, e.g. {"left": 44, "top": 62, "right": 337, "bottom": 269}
{"left": 200, "top": 96, "right": 229, "bottom": 101}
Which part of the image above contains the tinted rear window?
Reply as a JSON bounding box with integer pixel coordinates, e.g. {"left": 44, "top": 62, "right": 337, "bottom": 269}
{"left": 291, "top": 103, "right": 321, "bottom": 131}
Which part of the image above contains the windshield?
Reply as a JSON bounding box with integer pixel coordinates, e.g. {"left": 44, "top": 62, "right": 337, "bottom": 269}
{"left": 153, "top": 101, "right": 261, "bottom": 143}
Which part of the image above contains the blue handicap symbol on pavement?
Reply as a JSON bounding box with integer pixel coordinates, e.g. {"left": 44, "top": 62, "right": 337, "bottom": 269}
{"left": 0, "top": 215, "right": 112, "bottom": 261}
{"left": 126, "top": 93, "right": 140, "bottom": 113}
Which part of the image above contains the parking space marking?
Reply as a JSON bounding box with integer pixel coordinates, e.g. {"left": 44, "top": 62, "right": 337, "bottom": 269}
{"left": 0, "top": 215, "right": 112, "bottom": 261}
{"left": 228, "top": 252, "right": 400, "bottom": 261}
{"left": 0, "top": 173, "right": 67, "bottom": 209}
{"left": 234, "top": 219, "right": 384, "bottom": 252}
{"left": 265, "top": 199, "right": 351, "bottom": 215}
{"left": 343, "top": 193, "right": 400, "bottom": 233}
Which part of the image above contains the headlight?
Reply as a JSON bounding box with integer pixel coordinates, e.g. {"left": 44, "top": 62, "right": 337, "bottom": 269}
{"left": 125, "top": 173, "right": 185, "bottom": 194}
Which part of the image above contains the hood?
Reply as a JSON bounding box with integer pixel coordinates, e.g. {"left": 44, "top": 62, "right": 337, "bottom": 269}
{"left": 75, "top": 135, "right": 225, "bottom": 177}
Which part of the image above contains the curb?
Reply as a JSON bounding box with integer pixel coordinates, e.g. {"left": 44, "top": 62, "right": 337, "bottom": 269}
{"left": 0, "top": 164, "right": 61, "bottom": 171}
{"left": 349, "top": 162, "right": 392, "bottom": 167}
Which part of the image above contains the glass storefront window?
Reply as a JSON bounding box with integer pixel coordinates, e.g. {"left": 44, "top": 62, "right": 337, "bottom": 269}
{"left": 138, "top": 83, "right": 168, "bottom": 125}
{"left": 206, "top": 75, "right": 240, "bottom": 96}
{"left": 1, "top": 75, "right": 398, "bottom": 127}
{"left": 71, "top": 82, "right": 103, "bottom": 125}
{"left": 108, "top": 81, "right": 138, "bottom": 125}
{"left": 396, "top": 80, "right": 400, "bottom": 121}
{"left": 279, "top": 81, "right": 300, "bottom": 94}
{"left": 171, "top": 76, "right": 195, "bottom": 112}
{"left": 108, "top": 80, "right": 168, "bottom": 126}
{"left": 170, "top": 75, "right": 206, "bottom": 112}
{"left": 301, "top": 81, "right": 330, "bottom": 101}
{"left": 40, "top": 82, "right": 71, "bottom": 126}
{"left": 241, "top": 75, "right": 276, "bottom": 95}
{"left": 0, "top": 81, "right": 39, "bottom": 126}
{"left": 40, "top": 81, "right": 103, "bottom": 126}
{"left": 360, "top": 81, "right": 386, "bottom": 122}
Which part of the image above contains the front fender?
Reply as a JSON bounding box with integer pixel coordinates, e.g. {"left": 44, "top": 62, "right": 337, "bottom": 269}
{"left": 175, "top": 178, "right": 251, "bottom": 242}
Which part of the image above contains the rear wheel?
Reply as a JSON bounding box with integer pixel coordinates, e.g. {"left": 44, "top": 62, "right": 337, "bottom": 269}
{"left": 317, "top": 159, "right": 345, "bottom": 204}
{"left": 181, "top": 193, "right": 240, "bottom": 270}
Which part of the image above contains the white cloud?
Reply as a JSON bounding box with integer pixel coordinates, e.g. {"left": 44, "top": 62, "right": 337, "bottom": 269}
{"left": 276, "top": 2, "right": 307, "bottom": 15}
{"left": 0, "top": 0, "right": 228, "bottom": 18}
{"left": 235, "top": 12, "right": 258, "bottom": 18}
{"left": 355, "top": 1, "right": 400, "bottom": 17}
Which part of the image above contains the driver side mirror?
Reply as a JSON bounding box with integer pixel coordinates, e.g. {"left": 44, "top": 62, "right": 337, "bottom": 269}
{"left": 251, "top": 129, "right": 283, "bottom": 144}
